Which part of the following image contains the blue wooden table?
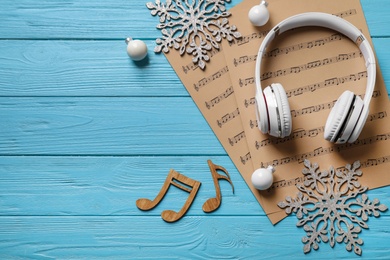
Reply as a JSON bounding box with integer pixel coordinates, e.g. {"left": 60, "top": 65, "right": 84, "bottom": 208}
{"left": 1, "top": 0, "right": 389, "bottom": 258}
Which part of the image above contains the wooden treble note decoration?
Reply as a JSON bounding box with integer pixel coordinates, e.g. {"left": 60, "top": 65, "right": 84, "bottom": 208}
{"left": 202, "top": 160, "right": 234, "bottom": 213}
{"left": 136, "top": 169, "right": 201, "bottom": 223}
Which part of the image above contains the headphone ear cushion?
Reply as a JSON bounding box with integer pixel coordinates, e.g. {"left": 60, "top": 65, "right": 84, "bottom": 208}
{"left": 272, "top": 83, "right": 292, "bottom": 138}
{"left": 324, "top": 91, "right": 355, "bottom": 142}
{"left": 255, "top": 91, "right": 270, "bottom": 135}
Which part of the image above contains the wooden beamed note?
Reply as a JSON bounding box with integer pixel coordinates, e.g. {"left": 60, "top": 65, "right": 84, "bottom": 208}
{"left": 202, "top": 160, "right": 235, "bottom": 213}
{"left": 136, "top": 169, "right": 201, "bottom": 223}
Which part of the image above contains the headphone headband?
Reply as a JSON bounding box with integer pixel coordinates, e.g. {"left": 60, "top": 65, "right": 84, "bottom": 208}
{"left": 255, "top": 12, "right": 376, "bottom": 107}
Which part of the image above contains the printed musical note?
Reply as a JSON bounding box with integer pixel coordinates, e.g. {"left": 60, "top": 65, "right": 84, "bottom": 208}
{"left": 238, "top": 77, "right": 255, "bottom": 88}
{"left": 217, "top": 108, "right": 240, "bottom": 128}
{"left": 232, "top": 31, "right": 269, "bottom": 46}
{"left": 286, "top": 71, "right": 367, "bottom": 97}
{"left": 229, "top": 9, "right": 356, "bottom": 48}
{"left": 336, "top": 156, "right": 389, "bottom": 172}
{"left": 269, "top": 176, "right": 306, "bottom": 191}
{"left": 182, "top": 48, "right": 222, "bottom": 74}
{"left": 136, "top": 169, "right": 201, "bottom": 223}
{"left": 291, "top": 100, "right": 337, "bottom": 118}
{"left": 260, "top": 132, "right": 390, "bottom": 167}
{"left": 335, "top": 8, "right": 357, "bottom": 18}
{"left": 228, "top": 131, "right": 246, "bottom": 146}
{"left": 193, "top": 66, "right": 229, "bottom": 91}
{"left": 269, "top": 154, "right": 390, "bottom": 192}
{"left": 233, "top": 54, "right": 257, "bottom": 67}
{"left": 244, "top": 97, "right": 256, "bottom": 108}
{"left": 255, "top": 126, "right": 325, "bottom": 149}
{"left": 249, "top": 119, "right": 258, "bottom": 129}
{"left": 260, "top": 50, "right": 362, "bottom": 81}
{"left": 202, "top": 160, "right": 234, "bottom": 213}
{"left": 240, "top": 33, "right": 342, "bottom": 63}
{"left": 182, "top": 63, "right": 198, "bottom": 74}
{"left": 269, "top": 155, "right": 390, "bottom": 192}
{"left": 360, "top": 156, "right": 390, "bottom": 168}
{"left": 240, "top": 152, "right": 252, "bottom": 165}
{"left": 205, "top": 86, "right": 234, "bottom": 109}
{"left": 368, "top": 111, "right": 387, "bottom": 121}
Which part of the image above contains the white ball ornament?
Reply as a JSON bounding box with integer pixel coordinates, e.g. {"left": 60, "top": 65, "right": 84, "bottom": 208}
{"left": 248, "top": 1, "right": 270, "bottom": 27}
{"left": 126, "top": 37, "right": 148, "bottom": 61}
{"left": 251, "top": 165, "right": 275, "bottom": 190}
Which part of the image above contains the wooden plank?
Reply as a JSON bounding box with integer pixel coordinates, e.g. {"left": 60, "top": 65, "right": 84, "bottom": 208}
{"left": 0, "top": 97, "right": 226, "bottom": 155}
{"left": 0, "top": 216, "right": 389, "bottom": 259}
{"left": 0, "top": 0, "right": 388, "bottom": 39}
{"left": 0, "top": 40, "right": 185, "bottom": 97}
{"left": 0, "top": 155, "right": 388, "bottom": 217}
{"left": 0, "top": 38, "right": 389, "bottom": 97}
{"left": 0, "top": 156, "right": 262, "bottom": 216}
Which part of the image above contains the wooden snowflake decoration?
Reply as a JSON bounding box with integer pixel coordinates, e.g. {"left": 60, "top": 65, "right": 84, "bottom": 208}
{"left": 278, "top": 160, "right": 388, "bottom": 255}
{"left": 146, "top": 0, "right": 241, "bottom": 69}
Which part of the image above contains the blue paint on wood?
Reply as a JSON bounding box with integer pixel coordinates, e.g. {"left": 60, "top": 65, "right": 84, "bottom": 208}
{"left": 0, "top": 0, "right": 389, "bottom": 258}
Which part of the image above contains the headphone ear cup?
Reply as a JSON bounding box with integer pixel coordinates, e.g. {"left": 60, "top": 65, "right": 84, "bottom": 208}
{"left": 255, "top": 91, "right": 270, "bottom": 135}
{"left": 324, "top": 91, "right": 363, "bottom": 143}
{"left": 263, "top": 83, "right": 291, "bottom": 138}
{"left": 272, "top": 83, "right": 292, "bottom": 138}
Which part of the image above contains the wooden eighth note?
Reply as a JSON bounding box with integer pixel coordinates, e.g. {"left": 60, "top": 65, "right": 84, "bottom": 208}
{"left": 202, "top": 160, "right": 234, "bottom": 213}
{"left": 136, "top": 169, "right": 201, "bottom": 223}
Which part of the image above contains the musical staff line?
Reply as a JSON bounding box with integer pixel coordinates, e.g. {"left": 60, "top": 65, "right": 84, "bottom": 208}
{"left": 228, "top": 131, "right": 246, "bottom": 146}
{"left": 230, "top": 9, "right": 357, "bottom": 47}
{"left": 182, "top": 47, "right": 222, "bottom": 74}
{"left": 217, "top": 108, "right": 240, "bottom": 128}
{"left": 290, "top": 90, "right": 380, "bottom": 118}
{"left": 286, "top": 71, "right": 367, "bottom": 98}
{"left": 243, "top": 71, "right": 368, "bottom": 110}
{"left": 254, "top": 111, "right": 386, "bottom": 149}
{"left": 260, "top": 51, "right": 362, "bottom": 81}
{"left": 261, "top": 132, "right": 390, "bottom": 168}
{"left": 333, "top": 8, "right": 357, "bottom": 18}
{"left": 248, "top": 91, "right": 381, "bottom": 129}
{"left": 233, "top": 33, "right": 343, "bottom": 67}
{"left": 194, "top": 66, "right": 229, "bottom": 91}
{"left": 237, "top": 51, "right": 363, "bottom": 86}
{"left": 240, "top": 152, "right": 252, "bottom": 165}
{"left": 269, "top": 154, "right": 390, "bottom": 191}
{"left": 339, "top": 155, "right": 390, "bottom": 170}
{"left": 255, "top": 126, "right": 325, "bottom": 149}
{"left": 244, "top": 97, "right": 256, "bottom": 108}
{"left": 205, "top": 86, "right": 234, "bottom": 109}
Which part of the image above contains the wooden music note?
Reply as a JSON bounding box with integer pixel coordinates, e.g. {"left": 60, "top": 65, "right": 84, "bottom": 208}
{"left": 136, "top": 169, "right": 201, "bottom": 223}
{"left": 202, "top": 160, "right": 234, "bottom": 213}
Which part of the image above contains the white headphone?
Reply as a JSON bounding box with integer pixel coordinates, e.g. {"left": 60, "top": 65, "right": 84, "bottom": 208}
{"left": 251, "top": 12, "right": 376, "bottom": 191}
{"left": 255, "top": 12, "right": 376, "bottom": 144}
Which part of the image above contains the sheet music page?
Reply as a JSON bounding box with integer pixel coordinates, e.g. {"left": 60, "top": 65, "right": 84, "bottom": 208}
{"left": 223, "top": 0, "right": 390, "bottom": 224}
{"left": 164, "top": 41, "right": 255, "bottom": 192}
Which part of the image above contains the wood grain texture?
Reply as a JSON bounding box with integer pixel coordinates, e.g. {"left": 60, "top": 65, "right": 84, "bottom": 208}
{"left": 1, "top": 0, "right": 390, "bottom": 258}
{"left": 0, "top": 97, "right": 225, "bottom": 155}
{"left": 0, "top": 156, "right": 263, "bottom": 216}
{"left": 0, "top": 39, "right": 389, "bottom": 97}
{"left": 0, "top": 216, "right": 389, "bottom": 259}
{"left": 0, "top": 0, "right": 388, "bottom": 39}
{"left": 0, "top": 40, "right": 185, "bottom": 97}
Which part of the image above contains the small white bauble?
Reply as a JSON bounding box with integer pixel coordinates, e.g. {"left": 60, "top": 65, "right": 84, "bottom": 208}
{"left": 126, "top": 38, "right": 148, "bottom": 61}
{"left": 248, "top": 1, "right": 270, "bottom": 27}
{"left": 251, "top": 165, "right": 275, "bottom": 190}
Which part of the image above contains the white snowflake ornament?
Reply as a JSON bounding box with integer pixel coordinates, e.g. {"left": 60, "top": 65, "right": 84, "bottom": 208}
{"left": 278, "top": 159, "right": 388, "bottom": 255}
{"left": 146, "top": 0, "right": 241, "bottom": 69}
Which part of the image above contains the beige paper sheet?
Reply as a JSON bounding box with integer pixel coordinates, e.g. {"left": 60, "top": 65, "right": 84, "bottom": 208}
{"left": 222, "top": 0, "right": 390, "bottom": 224}
{"left": 164, "top": 39, "right": 255, "bottom": 191}
{"left": 164, "top": 0, "right": 390, "bottom": 225}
